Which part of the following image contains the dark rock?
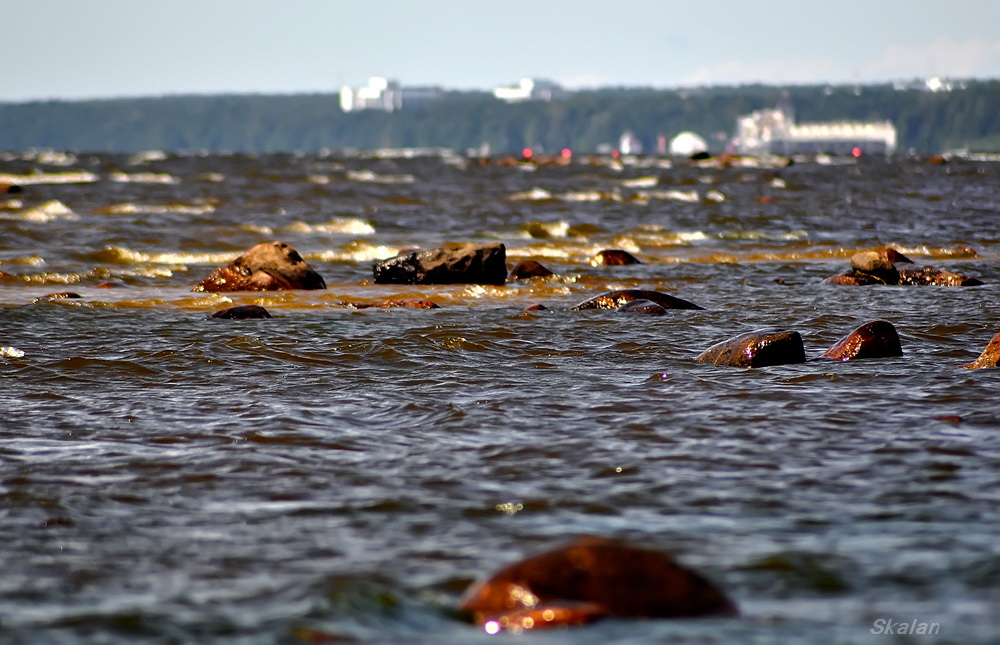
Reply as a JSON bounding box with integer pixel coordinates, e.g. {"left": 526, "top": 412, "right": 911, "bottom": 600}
{"left": 825, "top": 246, "right": 981, "bottom": 286}
{"left": 523, "top": 303, "right": 547, "bottom": 311}
{"left": 572, "top": 289, "right": 702, "bottom": 311}
{"left": 822, "top": 272, "right": 884, "bottom": 286}
{"left": 962, "top": 332, "right": 1000, "bottom": 369}
{"left": 617, "top": 299, "right": 667, "bottom": 315}
{"left": 592, "top": 249, "right": 641, "bottom": 266}
{"left": 194, "top": 241, "right": 326, "bottom": 292}
{"left": 209, "top": 305, "right": 273, "bottom": 319}
{"left": 372, "top": 242, "right": 507, "bottom": 285}
{"left": 821, "top": 320, "right": 902, "bottom": 361}
{"left": 0, "top": 183, "right": 23, "bottom": 194}
{"left": 697, "top": 329, "right": 805, "bottom": 368}
{"left": 459, "top": 537, "right": 736, "bottom": 632}
{"left": 507, "top": 259, "right": 554, "bottom": 280}
{"left": 36, "top": 292, "right": 82, "bottom": 301}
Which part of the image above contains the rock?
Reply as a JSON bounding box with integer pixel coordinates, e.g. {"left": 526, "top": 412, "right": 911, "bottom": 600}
{"left": 821, "top": 321, "right": 902, "bottom": 360}
{"left": 848, "top": 251, "right": 901, "bottom": 284}
{"left": 697, "top": 329, "right": 805, "bottom": 368}
{"left": 592, "top": 249, "right": 641, "bottom": 266}
{"left": 617, "top": 299, "right": 667, "bottom": 315}
{"left": 95, "top": 281, "right": 128, "bottom": 289}
{"left": 209, "top": 305, "right": 273, "bottom": 319}
{"left": 352, "top": 298, "right": 440, "bottom": 309}
{"left": 194, "top": 241, "right": 326, "bottom": 292}
{"left": 372, "top": 242, "right": 507, "bottom": 285}
{"left": 897, "top": 266, "right": 984, "bottom": 286}
{"left": 962, "top": 332, "right": 1000, "bottom": 369}
{"left": 0, "top": 183, "right": 23, "bottom": 194}
{"left": 35, "top": 292, "right": 82, "bottom": 301}
{"left": 572, "top": 289, "right": 702, "bottom": 311}
{"left": 507, "top": 259, "right": 554, "bottom": 280}
{"left": 523, "top": 303, "right": 548, "bottom": 311}
{"left": 459, "top": 537, "right": 736, "bottom": 632}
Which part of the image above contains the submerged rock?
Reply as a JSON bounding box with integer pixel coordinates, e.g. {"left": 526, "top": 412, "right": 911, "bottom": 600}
{"left": 507, "top": 259, "right": 554, "bottom": 280}
{"left": 592, "top": 249, "right": 641, "bottom": 266}
{"left": 821, "top": 320, "right": 903, "bottom": 361}
{"left": 209, "top": 305, "right": 273, "bottom": 319}
{"left": 962, "top": 332, "right": 1000, "bottom": 369}
{"left": 194, "top": 241, "right": 326, "bottom": 292}
{"left": 372, "top": 242, "right": 507, "bottom": 285}
{"left": 572, "top": 289, "right": 702, "bottom": 311}
{"left": 697, "top": 329, "right": 805, "bottom": 368}
{"left": 352, "top": 298, "right": 440, "bottom": 309}
{"left": 459, "top": 537, "right": 736, "bottom": 632}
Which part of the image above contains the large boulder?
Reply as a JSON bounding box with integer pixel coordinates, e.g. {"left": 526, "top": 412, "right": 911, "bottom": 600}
{"left": 194, "top": 241, "right": 326, "bottom": 292}
{"left": 962, "top": 332, "right": 1000, "bottom": 369}
{"left": 697, "top": 329, "right": 805, "bottom": 368}
{"left": 572, "top": 289, "right": 702, "bottom": 311}
{"left": 372, "top": 242, "right": 507, "bottom": 285}
{"left": 821, "top": 320, "right": 902, "bottom": 360}
{"left": 459, "top": 537, "right": 736, "bottom": 632}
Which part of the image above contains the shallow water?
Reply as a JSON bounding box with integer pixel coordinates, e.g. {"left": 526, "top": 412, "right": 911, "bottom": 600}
{"left": 2, "top": 150, "right": 999, "bottom": 643}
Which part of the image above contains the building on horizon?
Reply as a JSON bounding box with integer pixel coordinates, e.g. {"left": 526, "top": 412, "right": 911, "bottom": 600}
{"left": 732, "top": 100, "right": 897, "bottom": 156}
{"left": 340, "top": 77, "right": 443, "bottom": 112}
{"left": 492, "top": 78, "right": 563, "bottom": 103}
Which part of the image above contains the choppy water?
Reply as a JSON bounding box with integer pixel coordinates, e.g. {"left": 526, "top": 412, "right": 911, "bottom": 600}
{"left": 2, "top": 149, "right": 999, "bottom": 643}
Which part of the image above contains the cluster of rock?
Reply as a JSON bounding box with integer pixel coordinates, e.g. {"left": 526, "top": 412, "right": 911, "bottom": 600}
{"left": 189, "top": 240, "right": 997, "bottom": 371}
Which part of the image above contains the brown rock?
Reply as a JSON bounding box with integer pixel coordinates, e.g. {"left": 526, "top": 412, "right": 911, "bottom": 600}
{"left": 507, "top": 259, "right": 554, "bottom": 280}
{"left": 962, "top": 332, "right": 1000, "bottom": 369}
{"left": 0, "top": 183, "right": 23, "bottom": 194}
{"left": 849, "top": 251, "right": 900, "bottom": 284}
{"left": 523, "top": 303, "right": 548, "bottom": 311}
{"left": 372, "top": 242, "right": 507, "bottom": 285}
{"left": 821, "top": 320, "right": 902, "bottom": 361}
{"left": 459, "top": 537, "right": 736, "bottom": 632}
{"left": 572, "top": 289, "right": 702, "bottom": 311}
{"left": 194, "top": 241, "right": 326, "bottom": 292}
{"left": 592, "top": 249, "right": 641, "bottom": 266}
{"left": 697, "top": 329, "right": 805, "bottom": 368}
{"left": 617, "top": 299, "right": 667, "bottom": 315}
{"left": 897, "top": 266, "right": 983, "bottom": 286}
{"left": 209, "top": 305, "right": 273, "bottom": 319}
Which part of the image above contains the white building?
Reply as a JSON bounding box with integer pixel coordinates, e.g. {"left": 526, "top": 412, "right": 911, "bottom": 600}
{"left": 493, "top": 78, "right": 562, "bottom": 103}
{"left": 733, "top": 104, "right": 897, "bottom": 155}
{"left": 340, "top": 77, "right": 442, "bottom": 113}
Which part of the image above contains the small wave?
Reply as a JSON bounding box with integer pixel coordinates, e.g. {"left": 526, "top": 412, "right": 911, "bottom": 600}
{"left": 508, "top": 187, "right": 554, "bottom": 201}
{"left": 0, "top": 171, "right": 99, "bottom": 185}
{"left": 521, "top": 220, "right": 570, "bottom": 239}
{"left": 1, "top": 346, "right": 25, "bottom": 358}
{"left": 648, "top": 189, "right": 700, "bottom": 203}
{"left": 127, "top": 150, "right": 168, "bottom": 164}
{"left": 620, "top": 176, "right": 659, "bottom": 188}
{"left": 314, "top": 242, "right": 399, "bottom": 263}
{"left": 97, "top": 202, "right": 217, "bottom": 215}
{"left": 107, "top": 172, "right": 180, "bottom": 185}
{"left": 283, "top": 218, "right": 376, "bottom": 235}
{"left": 93, "top": 246, "right": 235, "bottom": 265}
{"left": 345, "top": 170, "right": 414, "bottom": 184}
{"left": 19, "top": 200, "right": 78, "bottom": 222}
{"left": 560, "top": 190, "right": 615, "bottom": 202}
{"left": 22, "top": 150, "right": 78, "bottom": 166}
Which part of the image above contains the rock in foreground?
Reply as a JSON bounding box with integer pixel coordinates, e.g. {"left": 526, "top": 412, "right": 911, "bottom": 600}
{"left": 821, "top": 320, "right": 903, "bottom": 361}
{"left": 459, "top": 537, "right": 736, "bottom": 632}
{"left": 194, "top": 241, "right": 326, "bottom": 292}
{"left": 697, "top": 329, "right": 805, "bottom": 368}
{"left": 373, "top": 242, "right": 507, "bottom": 285}
{"left": 209, "top": 305, "right": 273, "bottom": 319}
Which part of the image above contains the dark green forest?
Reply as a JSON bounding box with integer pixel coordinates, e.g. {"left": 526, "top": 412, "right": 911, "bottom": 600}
{"left": 2, "top": 81, "right": 999, "bottom": 155}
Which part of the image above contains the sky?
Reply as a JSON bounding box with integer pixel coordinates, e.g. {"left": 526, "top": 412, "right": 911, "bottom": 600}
{"left": 5, "top": 0, "right": 1000, "bottom": 102}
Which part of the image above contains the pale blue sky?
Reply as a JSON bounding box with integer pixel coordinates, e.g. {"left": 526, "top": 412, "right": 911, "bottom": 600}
{"left": 6, "top": 0, "right": 1000, "bottom": 101}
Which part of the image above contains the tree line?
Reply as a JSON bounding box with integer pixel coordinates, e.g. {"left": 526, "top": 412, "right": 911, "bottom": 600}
{"left": 1, "top": 81, "right": 998, "bottom": 155}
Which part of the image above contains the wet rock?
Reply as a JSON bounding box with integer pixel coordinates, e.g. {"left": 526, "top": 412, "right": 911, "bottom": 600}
{"left": 592, "top": 249, "right": 641, "bottom": 266}
{"left": 352, "top": 298, "right": 440, "bottom": 309}
{"left": 962, "top": 332, "right": 1000, "bottom": 369}
{"left": 897, "top": 266, "right": 984, "bottom": 286}
{"left": 697, "top": 329, "right": 805, "bottom": 368}
{"left": 572, "top": 289, "right": 702, "bottom": 311}
{"left": 194, "top": 241, "right": 326, "bottom": 292}
{"left": 209, "top": 305, "right": 273, "bottom": 319}
{"left": 0, "top": 183, "right": 23, "bottom": 194}
{"left": 507, "top": 259, "right": 554, "bottom": 280}
{"left": 821, "top": 320, "right": 902, "bottom": 361}
{"left": 372, "top": 242, "right": 507, "bottom": 285}
{"left": 95, "top": 280, "right": 129, "bottom": 289}
{"left": 459, "top": 537, "right": 736, "bottom": 632}
{"left": 523, "top": 303, "right": 548, "bottom": 311}
{"left": 824, "top": 246, "right": 982, "bottom": 286}
{"left": 617, "top": 299, "right": 667, "bottom": 315}
{"left": 35, "top": 292, "right": 82, "bottom": 301}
